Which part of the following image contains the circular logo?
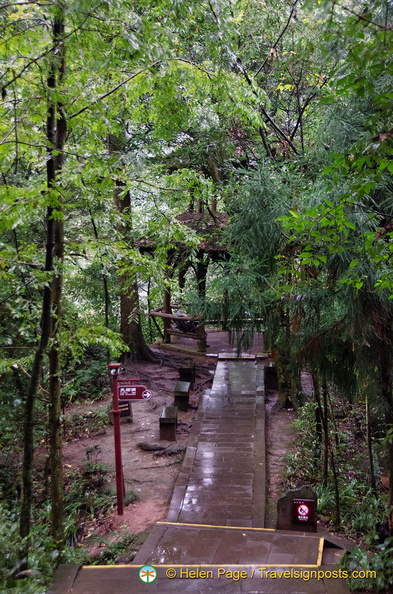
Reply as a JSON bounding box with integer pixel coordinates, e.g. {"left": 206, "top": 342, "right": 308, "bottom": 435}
{"left": 142, "top": 390, "right": 152, "bottom": 400}
{"left": 139, "top": 565, "right": 157, "bottom": 583}
{"left": 298, "top": 504, "right": 309, "bottom": 516}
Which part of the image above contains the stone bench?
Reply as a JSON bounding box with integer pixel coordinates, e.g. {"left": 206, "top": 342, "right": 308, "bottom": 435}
{"left": 179, "top": 360, "right": 196, "bottom": 389}
{"left": 174, "top": 380, "right": 190, "bottom": 412}
{"left": 159, "top": 406, "right": 178, "bottom": 441}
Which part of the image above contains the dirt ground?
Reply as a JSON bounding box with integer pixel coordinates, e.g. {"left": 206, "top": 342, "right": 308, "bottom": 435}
{"left": 62, "top": 351, "right": 216, "bottom": 554}
{"left": 62, "top": 348, "right": 293, "bottom": 557}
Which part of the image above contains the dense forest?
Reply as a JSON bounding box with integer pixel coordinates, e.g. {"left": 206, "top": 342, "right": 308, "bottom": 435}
{"left": 1, "top": 0, "right": 393, "bottom": 591}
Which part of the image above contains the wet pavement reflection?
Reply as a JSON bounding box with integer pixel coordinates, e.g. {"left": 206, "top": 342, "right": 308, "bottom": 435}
{"left": 163, "top": 360, "right": 266, "bottom": 528}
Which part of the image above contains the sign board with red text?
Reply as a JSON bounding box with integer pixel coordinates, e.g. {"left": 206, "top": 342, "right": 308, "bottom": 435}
{"left": 117, "top": 379, "right": 152, "bottom": 401}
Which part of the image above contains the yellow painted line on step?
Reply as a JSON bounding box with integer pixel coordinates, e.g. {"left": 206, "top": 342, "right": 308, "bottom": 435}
{"left": 84, "top": 562, "right": 323, "bottom": 569}
{"left": 317, "top": 537, "right": 324, "bottom": 567}
{"left": 157, "top": 521, "right": 275, "bottom": 531}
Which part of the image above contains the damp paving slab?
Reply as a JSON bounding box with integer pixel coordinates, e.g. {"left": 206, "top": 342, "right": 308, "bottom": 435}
{"left": 164, "top": 360, "right": 266, "bottom": 527}
{"left": 134, "top": 522, "right": 324, "bottom": 567}
{"left": 49, "top": 558, "right": 352, "bottom": 594}
{"left": 49, "top": 528, "right": 352, "bottom": 594}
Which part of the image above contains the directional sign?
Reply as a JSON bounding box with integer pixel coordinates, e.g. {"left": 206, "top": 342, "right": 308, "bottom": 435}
{"left": 117, "top": 381, "right": 152, "bottom": 400}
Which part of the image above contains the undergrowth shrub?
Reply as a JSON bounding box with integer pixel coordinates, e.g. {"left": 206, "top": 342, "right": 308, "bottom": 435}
{"left": 64, "top": 460, "right": 114, "bottom": 546}
{"left": 340, "top": 538, "right": 393, "bottom": 592}
{"left": 0, "top": 503, "right": 88, "bottom": 593}
{"left": 63, "top": 406, "right": 110, "bottom": 440}
{"left": 285, "top": 394, "right": 387, "bottom": 545}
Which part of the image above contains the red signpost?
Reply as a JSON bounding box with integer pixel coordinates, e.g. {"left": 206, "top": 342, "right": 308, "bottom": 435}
{"left": 108, "top": 363, "right": 124, "bottom": 515}
{"left": 108, "top": 365, "right": 153, "bottom": 516}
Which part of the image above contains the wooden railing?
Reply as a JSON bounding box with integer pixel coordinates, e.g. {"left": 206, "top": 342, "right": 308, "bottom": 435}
{"left": 149, "top": 306, "right": 207, "bottom": 352}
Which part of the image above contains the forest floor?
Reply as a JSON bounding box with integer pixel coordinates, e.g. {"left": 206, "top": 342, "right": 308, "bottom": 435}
{"left": 61, "top": 349, "right": 303, "bottom": 560}
{"left": 62, "top": 350, "right": 215, "bottom": 557}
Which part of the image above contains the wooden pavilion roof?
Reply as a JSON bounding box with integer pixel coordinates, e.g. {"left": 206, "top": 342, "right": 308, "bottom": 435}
{"left": 136, "top": 210, "right": 229, "bottom": 255}
{"left": 175, "top": 211, "right": 229, "bottom": 252}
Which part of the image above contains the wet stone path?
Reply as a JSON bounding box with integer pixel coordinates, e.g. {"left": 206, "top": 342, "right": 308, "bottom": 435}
{"left": 49, "top": 359, "right": 351, "bottom": 593}
{"left": 164, "top": 359, "right": 266, "bottom": 528}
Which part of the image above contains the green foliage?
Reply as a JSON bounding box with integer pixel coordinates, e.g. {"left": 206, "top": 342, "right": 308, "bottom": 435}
{"left": 341, "top": 539, "right": 393, "bottom": 592}
{"left": 277, "top": 0, "right": 393, "bottom": 296}
{"left": 0, "top": 503, "right": 58, "bottom": 593}
{"left": 63, "top": 406, "right": 110, "bottom": 440}
{"left": 0, "top": 0, "right": 392, "bottom": 581}
{"left": 88, "top": 532, "right": 145, "bottom": 565}
{"left": 285, "top": 393, "right": 387, "bottom": 543}
{"left": 62, "top": 358, "right": 110, "bottom": 404}
{"left": 64, "top": 461, "right": 114, "bottom": 546}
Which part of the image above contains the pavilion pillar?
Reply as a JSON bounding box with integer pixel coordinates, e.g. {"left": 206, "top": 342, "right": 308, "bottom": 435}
{"left": 196, "top": 249, "right": 208, "bottom": 300}
{"left": 163, "top": 287, "right": 172, "bottom": 344}
{"left": 222, "top": 288, "right": 229, "bottom": 331}
{"left": 195, "top": 249, "right": 208, "bottom": 352}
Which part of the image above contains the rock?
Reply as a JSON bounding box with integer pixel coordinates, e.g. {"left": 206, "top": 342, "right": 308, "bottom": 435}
{"left": 154, "top": 444, "right": 187, "bottom": 457}
{"left": 137, "top": 442, "right": 166, "bottom": 451}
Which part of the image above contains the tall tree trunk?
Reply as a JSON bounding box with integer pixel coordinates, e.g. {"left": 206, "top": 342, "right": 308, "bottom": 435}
{"left": 275, "top": 349, "right": 293, "bottom": 408}
{"left": 274, "top": 306, "right": 296, "bottom": 408}
{"left": 322, "top": 382, "right": 340, "bottom": 526}
{"left": 162, "top": 276, "right": 172, "bottom": 344}
{"left": 48, "top": 6, "right": 66, "bottom": 546}
{"left": 327, "top": 388, "right": 340, "bottom": 450}
{"left": 123, "top": 273, "right": 154, "bottom": 360}
{"left": 19, "top": 297, "right": 52, "bottom": 547}
{"left": 322, "top": 382, "right": 329, "bottom": 486}
{"left": 19, "top": 1, "right": 66, "bottom": 560}
{"left": 196, "top": 249, "right": 208, "bottom": 299}
{"left": 222, "top": 288, "right": 229, "bottom": 331}
{"left": 90, "top": 210, "right": 110, "bottom": 329}
{"left": 330, "top": 446, "right": 341, "bottom": 528}
{"left": 365, "top": 392, "right": 377, "bottom": 492}
{"left": 111, "top": 167, "right": 156, "bottom": 362}
{"left": 379, "top": 321, "right": 393, "bottom": 535}
{"left": 312, "top": 371, "right": 323, "bottom": 460}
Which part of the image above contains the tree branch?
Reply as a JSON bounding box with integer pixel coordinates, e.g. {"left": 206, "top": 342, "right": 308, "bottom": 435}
{"left": 68, "top": 61, "right": 163, "bottom": 120}
{"left": 17, "top": 364, "right": 49, "bottom": 395}
{"left": 173, "top": 57, "right": 213, "bottom": 79}
{"left": 0, "top": 2, "right": 53, "bottom": 9}
{"left": 261, "top": 106, "right": 298, "bottom": 154}
{"left": 235, "top": 50, "right": 299, "bottom": 154}
{"left": 339, "top": 3, "right": 392, "bottom": 31}
{"left": 0, "top": 139, "right": 88, "bottom": 159}
{"left": 0, "top": 279, "right": 36, "bottom": 304}
{"left": 290, "top": 74, "right": 329, "bottom": 141}
{"left": 0, "top": 5, "right": 103, "bottom": 93}
{"left": 69, "top": 57, "right": 212, "bottom": 121}
{"left": 131, "top": 179, "right": 189, "bottom": 192}
{"left": 255, "top": 0, "right": 300, "bottom": 77}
